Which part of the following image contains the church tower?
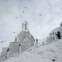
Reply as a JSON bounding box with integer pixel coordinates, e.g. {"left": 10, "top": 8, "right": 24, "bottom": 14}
{"left": 22, "top": 21, "right": 29, "bottom": 32}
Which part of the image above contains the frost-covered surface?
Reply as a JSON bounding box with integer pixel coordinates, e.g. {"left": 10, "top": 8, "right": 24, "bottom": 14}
{"left": 2, "top": 39, "right": 62, "bottom": 62}
{"left": 0, "top": 0, "right": 62, "bottom": 54}
{"left": 0, "top": 0, "right": 62, "bottom": 46}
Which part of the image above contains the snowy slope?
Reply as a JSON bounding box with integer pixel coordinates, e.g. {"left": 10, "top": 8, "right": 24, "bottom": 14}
{"left": 3, "top": 39, "right": 62, "bottom": 62}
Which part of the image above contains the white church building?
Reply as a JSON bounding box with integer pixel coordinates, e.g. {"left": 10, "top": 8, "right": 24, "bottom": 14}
{"left": 0, "top": 21, "right": 35, "bottom": 61}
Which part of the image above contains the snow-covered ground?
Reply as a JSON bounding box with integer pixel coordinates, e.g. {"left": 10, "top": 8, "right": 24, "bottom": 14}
{"left": 2, "top": 39, "right": 62, "bottom": 62}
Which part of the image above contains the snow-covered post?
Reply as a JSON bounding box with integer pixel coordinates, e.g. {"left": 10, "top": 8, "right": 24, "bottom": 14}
{"left": 35, "top": 39, "right": 38, "bottom": 48}
{"left": 19, "top": 44, "right": 21, "bottom": 53}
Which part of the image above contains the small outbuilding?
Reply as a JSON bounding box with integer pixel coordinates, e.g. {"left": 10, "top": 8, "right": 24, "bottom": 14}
{"left": 49, "top": 22, "right": 62, "bottom": 40}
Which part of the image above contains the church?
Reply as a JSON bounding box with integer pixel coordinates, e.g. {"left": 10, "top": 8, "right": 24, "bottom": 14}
{"left": 0, "top": 21, "right": 35, "bottom": 61}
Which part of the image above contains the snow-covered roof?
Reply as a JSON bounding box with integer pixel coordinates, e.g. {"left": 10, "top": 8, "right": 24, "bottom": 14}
{"left": 50, "top": 26, "right": 62, "bottom": 34}
{"left": 17, "top": 31, "right": 35, "bottom": 42}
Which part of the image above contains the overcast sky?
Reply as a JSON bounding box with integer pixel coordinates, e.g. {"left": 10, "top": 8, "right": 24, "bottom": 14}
{"left": 0, "top": 0, "right": 62, "bottom": 49}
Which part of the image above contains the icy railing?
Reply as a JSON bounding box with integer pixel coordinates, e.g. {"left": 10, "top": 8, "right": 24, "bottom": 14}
{"left": 24, "top": 37, "right": 48, "bottom": 53}
{"left": 38, "top": 37, "right": 48, "bottom": 45}
{"left": 25, "top": 36, "right": 58, "bottom": 53}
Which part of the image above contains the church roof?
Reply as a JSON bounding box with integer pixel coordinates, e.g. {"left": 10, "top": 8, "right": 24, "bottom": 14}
{"left": 17, "top": 31, "right": 35, "bottom": 42}
{"left": 23, "top": 35, "right": 35, "bottom": 43}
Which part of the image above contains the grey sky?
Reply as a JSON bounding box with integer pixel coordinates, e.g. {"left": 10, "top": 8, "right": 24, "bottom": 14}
{"left": 0, "top": 0, "right": 62, "bottom": 49}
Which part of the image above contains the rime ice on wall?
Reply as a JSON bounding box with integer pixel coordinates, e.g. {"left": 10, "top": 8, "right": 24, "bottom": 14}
{"left": 16, "top": 21, "right": 35, "bottom": 51}
{"left": 7, "top": 42, "right": 21, "bottom": 58}
{"left": 46, "top": 22, "right": 62, "bottom": 44}
{"left": 9, "top": 42, "right": 20, "bottom": 53}
{"left": 0, "top": 47, "right": 8, "bottom": 61}
{"left": 50, "top": 23, "right": 62, "bottom": 40}
{"left": 17, "top": 31, "right": 35, "bottom": 51}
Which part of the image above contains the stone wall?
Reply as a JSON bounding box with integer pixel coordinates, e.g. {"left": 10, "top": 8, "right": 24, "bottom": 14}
{"left": 7, "top": 42, "right": 21, "bottom": 57}
{"left": 0, "top": 47, "right": 8, "bottom": 61}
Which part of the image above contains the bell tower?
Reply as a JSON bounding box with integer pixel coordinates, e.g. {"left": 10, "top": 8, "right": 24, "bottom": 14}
{"left": 22, "top": 21, "right": 28, "bottom": 32}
